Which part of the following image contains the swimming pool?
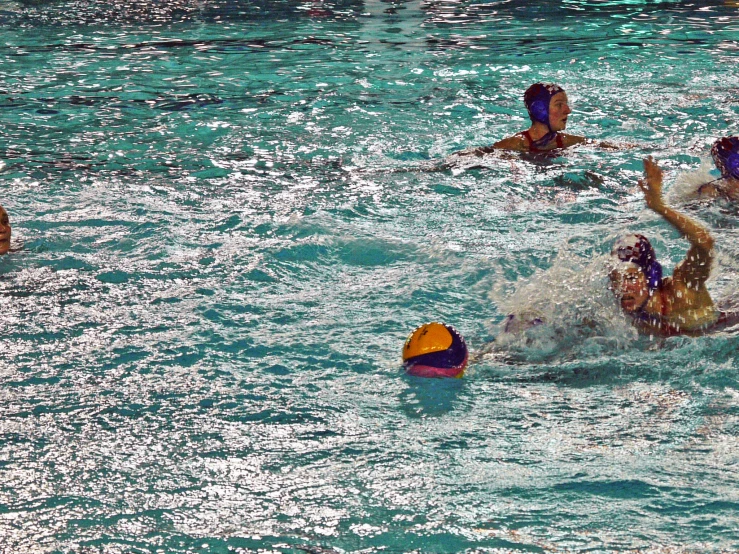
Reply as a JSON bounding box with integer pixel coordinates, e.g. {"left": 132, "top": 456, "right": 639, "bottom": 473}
{"left": 1, "top": 0, "right": 738, "bottom": 552}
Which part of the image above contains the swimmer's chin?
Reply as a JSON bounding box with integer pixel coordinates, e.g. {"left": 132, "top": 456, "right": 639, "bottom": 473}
{"left": 619, "top": 297, "right": 641, "bottom": 312}
{"left": 0, "top": 238, "right": 22, "bottom": 255}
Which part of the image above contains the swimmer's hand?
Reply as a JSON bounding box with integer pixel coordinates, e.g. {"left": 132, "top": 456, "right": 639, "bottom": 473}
{"left": 638, "top": 156, "right": 666, "bottom": 212}
{"left": 603, "top": 140, "right": 642, "bottom": 150}
{"left": 639, "top": 156, "right": 713, "bottom": 252}
{"left": 584, "top": 139, "right": 640, "bottom": 150}
{"left": 592, "top": 140, "right": 620, "bottom": 150}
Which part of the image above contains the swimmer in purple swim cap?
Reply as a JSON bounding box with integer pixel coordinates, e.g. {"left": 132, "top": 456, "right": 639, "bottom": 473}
{"left": 695, "top": 136, "right": 739, "bottom": 201}
{"left": 608, "top": 157, "right": 739, "bottom": 336}
{"left": 497, "top": 83, "right": 585, "bottom": 153}
{"left": 453, "top": 83, "right": 622, "bottom": 157}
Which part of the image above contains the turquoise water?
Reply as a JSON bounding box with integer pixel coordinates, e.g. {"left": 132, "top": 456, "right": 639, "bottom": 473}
{"left": 1, "top": 1, "right": 739, "bottom": 552}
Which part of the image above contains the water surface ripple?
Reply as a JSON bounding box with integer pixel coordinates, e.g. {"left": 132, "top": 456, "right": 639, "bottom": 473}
{"left": 1, "top": 1, "right": 738, "bottom": 553}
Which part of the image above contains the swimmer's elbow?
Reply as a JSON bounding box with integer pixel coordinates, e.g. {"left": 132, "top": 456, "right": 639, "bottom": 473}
{"left": 561, "top": 134, "right": 587, "bottom": 148}
{"left": 690, "top": 235, "right": 714, "bottom": 260}
{"left": 694, "top": 225, "right": 715, "bottom": 250}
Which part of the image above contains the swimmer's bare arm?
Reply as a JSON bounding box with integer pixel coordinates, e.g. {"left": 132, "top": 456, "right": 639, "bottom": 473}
{"left": 541, "top": 134, "right": 625, "bottom": 150}
{"left": 592, "top": 140, "right": 623, "bottom": 149}
{"left": 574, "top": 136, "right": 630, "bottom": 150}
{"left": 488, "top": 134, "right": 597, "bottom": 151}
{"left": 560, "top": 134, "right": 587, "bottom": 148}
{"left": 640, "top": 156, "right": 714, "bottom": 287}
{"left": 698, "top": 179, "right": 739, "bottom": 202}
{"left": 454, "top": 135, "right": 526, "bottom": 156}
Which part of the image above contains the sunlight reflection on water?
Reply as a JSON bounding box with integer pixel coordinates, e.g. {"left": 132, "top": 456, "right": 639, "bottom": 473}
{"left": 1, "top": 1, "right": 739, "bottom": 552}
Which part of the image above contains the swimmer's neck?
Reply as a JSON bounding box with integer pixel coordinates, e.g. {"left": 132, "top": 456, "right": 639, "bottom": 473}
{"left": 525, "top": 122, "right": 554, "bottom": 141}
{"left": 632, "top": 294, "right": 658, "bottom": 318}
{"left": 627, "top": 295, "right": 667, "bottom": 335}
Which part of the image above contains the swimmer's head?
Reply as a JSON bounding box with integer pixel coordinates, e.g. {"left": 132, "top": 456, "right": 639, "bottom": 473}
{"left": 609, "top": 262, "right": 650, "bottom": 313}
{"left": 502, "top": 310, "right": 545, "bottom": 334}
{"left": 610, "top": 234, "right": 662, "bottom": 312}
{"left": 0, "top": 205, "right": 10, "bottom": 255}
{"left": 523, "top": 83, "right": 569, "bottom": 131}
{"left": 711, "top": 136, "right": 739, "bottom": 180}
{"left": 611, "top": 234, "right": 662, "bottom": 291}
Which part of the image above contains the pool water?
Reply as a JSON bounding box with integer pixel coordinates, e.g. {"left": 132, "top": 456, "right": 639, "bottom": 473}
{"left": 1, "top": 1, "right": 739, "bottom": 552}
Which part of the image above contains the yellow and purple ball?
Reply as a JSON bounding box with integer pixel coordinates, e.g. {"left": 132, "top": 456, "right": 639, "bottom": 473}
{"left": 402, "top": 322, "right": 468, "bottom": 378}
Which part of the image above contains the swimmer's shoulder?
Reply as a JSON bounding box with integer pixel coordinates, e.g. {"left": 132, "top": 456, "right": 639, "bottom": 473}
{"left": 699, "top": 179, "right": 739, "bottom": 202}
{"left": 492, "top": 133, "right": 528, "bottom": 152}
{"left": 651, "top": 277, "right": 718, "bottom": 333}
{"left": 451, "top": 133, "right": 526, "bottom": 156}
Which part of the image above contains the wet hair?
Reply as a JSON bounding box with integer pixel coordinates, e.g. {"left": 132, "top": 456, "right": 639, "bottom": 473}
{"left": 711, "top": 136, "right": 739, "bottom": 179}
{"left": 523, "top": 83, "right": 565, "bottom": 127}
{"left": 612, "top": 234, "right": 663, "bottom": 292}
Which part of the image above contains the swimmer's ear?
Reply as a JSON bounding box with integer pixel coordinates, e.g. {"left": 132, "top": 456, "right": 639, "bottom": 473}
{"left": 528, "top": 100, "right": 548, "bottom": 123}
{"left": 727, "top": 150, "right": 739, "bottom": 178}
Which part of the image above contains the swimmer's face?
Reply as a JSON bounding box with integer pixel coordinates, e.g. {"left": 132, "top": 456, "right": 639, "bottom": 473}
{"left": 610, "top": 266, "right": 649, "bottom": 313}
{"left": 548, "top": 92, "right": 571, "bottom": 132}
{"left": 0, "top": 206, "right": 10, "bottom": 255}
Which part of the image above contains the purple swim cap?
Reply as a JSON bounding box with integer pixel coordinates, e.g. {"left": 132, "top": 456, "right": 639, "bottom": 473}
{"left": 711, "top": 136, "right": 739, "bottom": 180}
{"left": 612, "top": 234, "right": 663, "bottom": 292}
{"left": 523, "top": 83, "right": 565, "bottom": 127}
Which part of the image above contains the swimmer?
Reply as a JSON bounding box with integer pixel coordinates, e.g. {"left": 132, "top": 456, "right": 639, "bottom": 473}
{"left": 694, "top": 136, "right": 739, "bottom": 202}
{"left": 454, "top": 83, "right": 617, "bottom": 157}
{"left": 610, "top": 157, "right": 738, "bottom": 336}
{"left": 0, "top": 205, "right": 11, "bottom": 255}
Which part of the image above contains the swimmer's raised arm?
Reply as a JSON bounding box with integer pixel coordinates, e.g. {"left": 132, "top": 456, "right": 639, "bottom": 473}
{"left": 639, "top": 157, "right": 713, "bottom": 249}
{"left": 639, "top": 156, "right": 714, "bottom": 287}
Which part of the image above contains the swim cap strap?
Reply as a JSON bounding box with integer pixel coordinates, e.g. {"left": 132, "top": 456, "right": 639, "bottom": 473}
{"left": 530, "top": 130, "right": 558, "bottom": 149}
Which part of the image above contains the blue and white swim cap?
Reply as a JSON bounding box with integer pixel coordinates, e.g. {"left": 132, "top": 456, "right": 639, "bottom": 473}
{"left": 711, "top": 136, "right": 739, "bottom": 180}
{"left": 523, "top": 83, "right": 565, "bottom": 127}
{"left": 612, "top": 234, "right": 663, "bottom": 292}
